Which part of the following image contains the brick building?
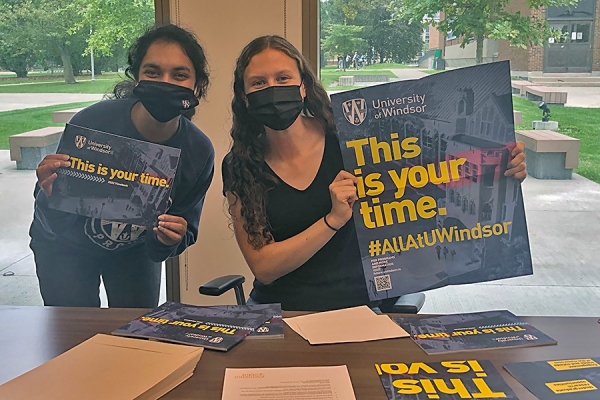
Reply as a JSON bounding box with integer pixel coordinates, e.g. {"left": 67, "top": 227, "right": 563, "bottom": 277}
{"left": 428, "top": 0, "right": 600, "bottom": 76}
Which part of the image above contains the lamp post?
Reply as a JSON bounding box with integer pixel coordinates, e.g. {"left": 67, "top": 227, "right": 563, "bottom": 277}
{"left": 90, "top": 26, "right": 95, "bottom": 81}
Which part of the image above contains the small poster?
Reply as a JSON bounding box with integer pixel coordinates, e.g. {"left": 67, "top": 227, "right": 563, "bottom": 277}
{"left": 376, "top": 360, "right": 518, "bottom": 399}
{"left": 505, "top": 357, "right": 600, "bottom": 399}
{"left": 49, "top": 123, "right": 180, "bottom": 227}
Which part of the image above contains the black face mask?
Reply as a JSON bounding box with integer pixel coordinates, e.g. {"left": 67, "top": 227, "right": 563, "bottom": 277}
{"left": 133, "top": 80, "right": 199, "bottom": 123}
{"left": 246, "top": 85, "right": 305, "bottom": 131}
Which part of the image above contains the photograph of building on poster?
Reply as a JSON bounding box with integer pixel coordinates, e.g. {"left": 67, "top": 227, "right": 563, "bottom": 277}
{"left": 49, "top": 124, "right": 180, "bottom": 227}
{"left": 331, "top": 61, "right": 533, "bottom": 301}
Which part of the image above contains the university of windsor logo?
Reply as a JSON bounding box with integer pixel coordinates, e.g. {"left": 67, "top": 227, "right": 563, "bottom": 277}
{"left": 342, "top": 98, "right": 367, "bottom": 126}
{"left": 74, "top": 135, "right": 87, "bottom": 149}
{"left": 182, "top": 99, "right": 191, "bottom": 109}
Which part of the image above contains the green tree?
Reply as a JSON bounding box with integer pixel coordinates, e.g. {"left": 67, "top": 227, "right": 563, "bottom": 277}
{"left": 95, "top": 41, "right": 129, "bottom": 73}
{"left": 321, "top": 24, "right": 366, "bottom": 69}
{"left": 320, "top": 0, "right": 423, "bottom": 66}
{"left": 70, "top": 0, "right": 154, "bottom": 57}
{"left": 0, "top": 0, "right": 152, "bottom": 82}
{"left": 320, "top": 0, "right": 346, "bottom": 28}
{"left": 33, "top": 0, "right": 86, "bottom": 83}
{"left": 394, "top": 0, "right": 577, "bottom": 64}
{"left": 0, "top": 0, "right": 40, "bottom": 77}
{"left": 330, "top": 0, "right": 375, "bottom": 22}
{"left": 355, "top": 3, "right": 422, "bottom": 64}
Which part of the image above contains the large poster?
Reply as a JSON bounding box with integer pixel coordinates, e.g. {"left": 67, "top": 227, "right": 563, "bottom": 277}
{"left": 331, "top": 61, "right": 533, "bottom": 301}
{"left": 48, "top": 124, "right": 180, "bottom": 227}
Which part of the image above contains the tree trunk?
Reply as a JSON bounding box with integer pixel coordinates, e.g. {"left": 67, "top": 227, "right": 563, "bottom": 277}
{"left": 12, "top": 65, "right": 28, "bottom": 78}
{"left": 475, "top": 34, "right": 484, "bottom": 65}
{"left": 59, "top": 44, "right": 77, "bottom": 84}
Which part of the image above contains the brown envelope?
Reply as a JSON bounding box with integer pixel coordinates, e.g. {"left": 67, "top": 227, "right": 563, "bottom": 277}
{"left": 0, "top": 334, "right": 203, "bottom": 400}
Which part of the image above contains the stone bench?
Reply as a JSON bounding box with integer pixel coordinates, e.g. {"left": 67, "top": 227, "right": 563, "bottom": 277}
{"left": 353, "top": 74, "right": 390, "bottom": 83}
{"left": 9, "top": 127, "right": 63, "bottom": 170}
{"left": 338, "top": 76, "right": 355, "bottom": 86}
{"left": 525, "top": 86, "right": 567, "bottom": 105}
{"left": 511, "top": 80, "right": 538, "bottom": 96}
{"left": 515, "top": 129, "right": 579, "bottom": 179}
{"left": 513, "top": 110, "right": 522, "bottom": 125}
{"left": 52, "top": 108, "right": 83, "bottom": 123}
{"left": 338, "top": 74, "right": 390, "bottom": 86}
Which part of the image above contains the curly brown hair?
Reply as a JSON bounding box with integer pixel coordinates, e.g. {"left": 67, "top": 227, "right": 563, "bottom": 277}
{"left": 224, "top": 35, "right": 336, "bottom": 249}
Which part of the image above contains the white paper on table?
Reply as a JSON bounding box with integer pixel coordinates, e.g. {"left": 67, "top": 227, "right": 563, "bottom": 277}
{"left": 283, "top": 305, "right": 375, "bottom": 340}
{"left": 221, "top": 365, "right": 357, "bottom": 400}
{"left": 282, "top": 317, "right": 307, "bottom": 340}
{"left": 283, "top": 305, "right": 409, "bottom": 345}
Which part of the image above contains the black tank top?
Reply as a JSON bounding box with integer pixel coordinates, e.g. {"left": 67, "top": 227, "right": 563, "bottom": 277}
{"left": 223, "top": 133, "right": 372, "bottom": 311}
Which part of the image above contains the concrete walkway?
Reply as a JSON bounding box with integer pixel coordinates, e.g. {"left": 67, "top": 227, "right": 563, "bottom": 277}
{"left": 0, "top": 93, "right": 104, "bottom": 112}
{"left": 556, "top": 87, "right": 600, "bottom": 108}
{"left": 421, "top": 174, "right": 600, "bottom": 316}
{"left": 390, "top": 68, "right": 600, "bottom": 108}
{"left": 389, "top": 68, "right": 430, "bottom": 81}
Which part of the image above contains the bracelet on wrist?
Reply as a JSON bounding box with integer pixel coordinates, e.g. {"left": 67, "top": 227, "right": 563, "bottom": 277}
{"left": 323, "top": 215, "right": 339, "bottom": 232}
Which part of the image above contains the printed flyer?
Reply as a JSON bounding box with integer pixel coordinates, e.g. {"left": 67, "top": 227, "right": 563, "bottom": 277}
{"left": 49, "top": 123, "right": 180, "bottom": 227}
{"left": 505, "top": 357, "right": 600, "bottom": 399}
{"left": 394, "top": 310, "right": 556, "bottom": 355}
{"left": 112, "top": 301, "right": 271, "bottom": 352}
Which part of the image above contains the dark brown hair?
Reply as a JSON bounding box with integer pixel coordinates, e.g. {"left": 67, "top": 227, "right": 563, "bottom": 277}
{"left": 224, "top": 35, "right": 335, "bottom": 249}
{"left": 112, "top": 24, "right": 209, "bottom": 118}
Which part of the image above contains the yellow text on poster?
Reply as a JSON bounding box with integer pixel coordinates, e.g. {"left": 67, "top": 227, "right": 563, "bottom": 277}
{"left": 546, "top": 379, "right": 597, "bottom": 394}
{"left": 548, "top": 359, "right": 600, "bottom": 371}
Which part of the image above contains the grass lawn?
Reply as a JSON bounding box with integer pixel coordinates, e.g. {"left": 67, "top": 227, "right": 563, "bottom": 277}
{"left": 0, "top": 77, "right": 121, "bottom": 94}
{"left": 320, "top": 65, "right": 396, "bottom": 88}
{"left": 0, "top": 101, "right": 97, "bottom": 149}
{"left": 512, "top": 96, "right": 600, "bottom": 184}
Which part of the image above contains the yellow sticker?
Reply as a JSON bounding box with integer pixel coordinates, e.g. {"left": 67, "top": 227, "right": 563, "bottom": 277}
{"left": 547, "top": 359, "right": 600, "bottom": 371}
{"left": 546, "top": 379, "right": 597, "bottom": 394}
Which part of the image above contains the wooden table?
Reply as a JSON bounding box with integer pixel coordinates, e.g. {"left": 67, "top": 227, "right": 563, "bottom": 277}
{"left": 1, "top": 306, "right": 598, "bottom": 399}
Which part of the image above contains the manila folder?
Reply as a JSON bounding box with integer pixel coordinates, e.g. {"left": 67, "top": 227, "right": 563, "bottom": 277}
{"left": 0, "top": 333, "right": 203, "bottom": 400}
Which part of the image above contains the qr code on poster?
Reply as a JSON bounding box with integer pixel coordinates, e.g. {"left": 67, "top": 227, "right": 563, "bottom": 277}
{"left": 374, "top": 274, "right": 392, "bottom": 291}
